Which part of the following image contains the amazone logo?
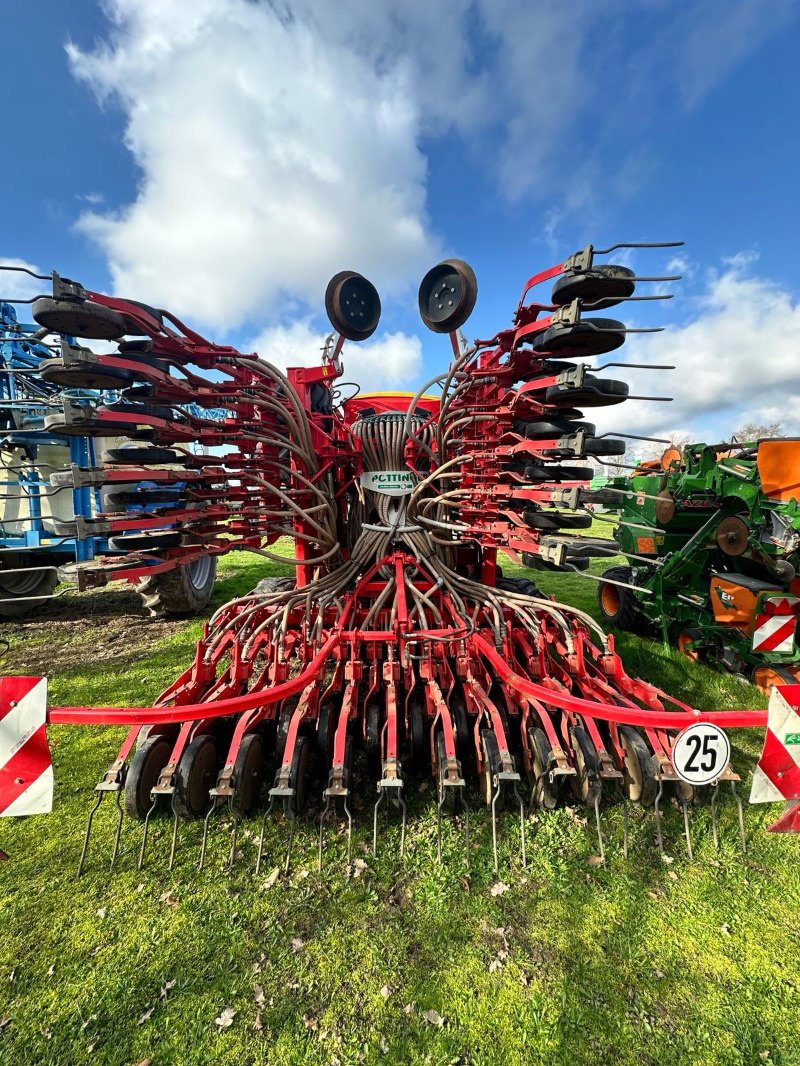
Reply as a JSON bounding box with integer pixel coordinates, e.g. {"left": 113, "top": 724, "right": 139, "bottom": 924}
{"left": 360, "top": 470, "right": 417, "bottom": 496}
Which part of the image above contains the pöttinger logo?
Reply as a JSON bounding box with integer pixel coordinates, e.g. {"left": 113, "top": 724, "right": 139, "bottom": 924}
{"left": 360, "top": 470, "right": 417, "bottom": 497}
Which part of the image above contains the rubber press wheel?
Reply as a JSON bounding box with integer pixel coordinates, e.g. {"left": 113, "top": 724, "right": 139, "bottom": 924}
{"left": 551, "top": 265, "right": 636, "bottom": 310}
{"left": 569, "top": 726, "right": 601, "bottom": 805}
{"left": 325, "top": 271, "right": 381, "bottom": 341}
{"left": 418, "top": 259, "right": 478, "bottom": 334}
{"left": 230, "top": 733, "right": 265, "bottom": 818}
{"left": 365, "top": 699, "right": 383, "bottom": 782}
{"left": 435, "top": 731, "right": 457, "bottom": 814}
{"left": 102, "top": 446, "right": 189, "bottom": 466}
{"left": 31, "top": 296, "right": 127, "bottom": 340}
{"left": 479, "top": 729, "right": 504, "bottom": 812}
{"left": 619, "top": 726, "right": 658, "bottom": 806}
{"left": 289, "top": 735, "right": 311, "bottom": 815}
{"left": 528, "top": 725, "right": 560, "bottom": 809}
{"left": 124, "top": 733, "right": 172, "bottom": 819}
{"left": 173, "top": 734, "right": 218, "bottom": 819}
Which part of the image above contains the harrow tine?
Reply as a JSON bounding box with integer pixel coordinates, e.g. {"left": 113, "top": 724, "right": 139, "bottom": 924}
{"left": 168, "top": 793, "right": 180, "bottom": 872}
{"left": 592, "top": 791, "right": 606, "bottom": 863}
{"left": 436, "top": 795, "right": 445, "bottom": 863}
{"left": 619, "top": 786, "right": 630, "bottom": 860}
{"left": 344, "top": 797, "right": 354, "bottom": 868}
{"left": 654, "top": 779, "right": 665, "bottom": 856}
{"left": 680, "top": 796, "right": 693, "bottom": 860}
{"left": 254, "top": 796, "right": 276, "bottom": 876}
{"left": 227, "top": 798, "right": 239, "bottom": 872}
{"left": 138, "top": 797, "right": 159, "bottom": 871}
{"left": 710, "top": 782, "right": 721, "bottom": 850}
{"left": 109, "top": 787, "right": 125, "bottom": 873}
{"left": 490, "top": 783, "right": 501, "bottom": 874}
{"left": 76, "top": 791, "right": 104, "bottom": 878}
{"left": 731, "top": 780, "right": 746, "bottom": 853}
{"left": 318, "top": 797, "right": 332, "bottom": 872}
{"left": 459, "top": 791, "right": 469, "bottom": 870}
{"left": 398, "top": 794, "right": 407, "bottom": 858}
{"left": 199, "top": 796, "right": 224, "bottom": 871}
{"left": 284, "top": 808, "right": 297, "bottom": 876}
{"left": 372, "top": 787, "right": 385, "bottom": 856}
{"left": 513, "top": 781, "right": 527, "bottom": 868}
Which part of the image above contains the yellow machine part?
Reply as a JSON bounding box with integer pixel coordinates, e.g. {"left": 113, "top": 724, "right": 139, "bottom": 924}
{"left": 757, "top": 439, "right": 800, "bottom": 501}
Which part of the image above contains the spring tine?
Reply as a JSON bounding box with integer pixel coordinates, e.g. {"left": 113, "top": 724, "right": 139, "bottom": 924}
{"left": 168, "top": 793, "right": 180, "bottom": 872}
{"left": 344, "top": 798, "right": 353, "bottom": 868}
{"left": 200, "top": 797, "right": 222, "bottom": 871}
{"left": 138, "top": 797, "right": 158, "bottom": 871}
{"left": 490, "top": 782, "right": 501, "bottom": 874}
{"left": 460, "top": 792, "right": 470, "bottom": 870}
{"left": 398, "top": 794, "right": 407, "bottom": 858}
{"left": 513, "top": 782, "right": 527, "bottom": 868}
{"left": 680, "top": 797, "right": 693, "bottom": 860}
{"left": 372, "top": 787, "right": 385, "bottom": 856}
{"left": 318, "top": 797, "right": 332, "bottom": 872}
{"left": 731, "top": 781, "right": 746, "bottom": 853}
{"left": 710, "top": 782, "right": 720, "bottom": 850}
{"left": 615, "top": 782, "right": 629, "bottom": 860}
{"left": 654, "top": 779, "right": 665, "bottom": 855}
{"left": 76, "top": 791, "right": 104, "bottom": 877}
{"left": 254, "top": 796, "right": 275, "bottom": 876}
{"left": 109, "top": 788, "right": 125, "bottom": 873}
{"left": 284, "top": 807, "right": 296, "bottom": 877}
{"left": 592, "top": 791, "right": 605, "bottom": 863}
{"left": 228, "top": 799, "right": 239, "bottom": 872}
{"left": 436, "top": 795, "right": 445, "bottom": 863}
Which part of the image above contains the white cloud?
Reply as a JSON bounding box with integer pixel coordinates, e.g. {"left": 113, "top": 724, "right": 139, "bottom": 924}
{"left": 250, "top": 320, "right": 422, "bottom": 395}
{"left": 593, "top": 255, "right": 800, "bottom": 446}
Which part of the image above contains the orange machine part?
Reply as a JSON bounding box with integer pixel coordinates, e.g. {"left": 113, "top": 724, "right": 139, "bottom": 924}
{"left": 757, "top": 439, "right": 800, "bottom": 501}
{"left": 709, "top": 577, "right": 779, "bottom": 630}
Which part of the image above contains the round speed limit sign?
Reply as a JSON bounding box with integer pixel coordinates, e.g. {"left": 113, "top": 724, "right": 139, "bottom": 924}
{"left": 672, "top": 723, "right": 731, "bottom": 786}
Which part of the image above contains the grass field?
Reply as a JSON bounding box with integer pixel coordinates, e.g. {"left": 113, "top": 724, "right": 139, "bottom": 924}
{"left": 1, "top": 534, "right": 799, "bottom": 1066}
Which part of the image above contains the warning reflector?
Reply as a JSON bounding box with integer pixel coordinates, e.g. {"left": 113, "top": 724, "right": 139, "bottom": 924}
{"left": 0, "top": 677, "right": 51, "bottom": 817}
{"left": 750, "top": 684, "right": 800, "bottom": 809}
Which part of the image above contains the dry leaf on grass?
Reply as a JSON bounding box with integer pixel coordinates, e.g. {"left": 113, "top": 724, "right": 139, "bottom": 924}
{"left": 137, "top": 1007, "right": 154, "bottom": 1026}
{"left": 290, "top": 937, "right": 305, "bottom": 953}
{"left": 422, "top": 1009, "right": 446, "bottom": 1028}
{"left": 489, "top": 882, "right": 510, "bottom": 897}
{"left": 215, "top": 1006, "right": 236, "bottom": 1030}
{"left": 587, "top": 855, "right": 605, "bottom": 867}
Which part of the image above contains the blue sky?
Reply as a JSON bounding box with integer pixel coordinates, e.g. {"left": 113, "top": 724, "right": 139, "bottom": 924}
{"left": 2, "top": 0, "right": 800, "bottom": 449}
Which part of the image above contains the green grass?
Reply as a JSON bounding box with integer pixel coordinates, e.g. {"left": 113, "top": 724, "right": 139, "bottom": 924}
{"left": 1, "top": 537, "right": 800, "bottom": 1066}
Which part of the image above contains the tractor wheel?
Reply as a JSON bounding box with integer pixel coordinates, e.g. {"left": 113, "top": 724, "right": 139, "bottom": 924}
{"left": 230, "top": 733, "right": 265, "bottom": 818}
{"left": 480, "top": 729, "right": 504, "bottom": 811}
{"left": 528, "top": 725, "right": 560, "bottom": 809}
{"left": 435, "top": 731, "right": 457, "bottom": 814}
{"left": 597, "top": 566, "right": 644, "bottom": 631}
{"left": 174, "top": 734, "right": 218, "bottom": 819}
{"left": 137, "top": 556, "right": 217, "bottom": 616}
{"left": 532, "top": 317, "right": 626, "bottom": 357}
{"left": 618, "top": 726, "right": 658, "bottom": 806}
{"left": 124, "top": 733, "right": 172, "bottom": 820}
{"left": 0, "top": 560, "right": 58, "bottom": 619}
{"left": 569, "top": 726, "right": 601, "bottom": 805}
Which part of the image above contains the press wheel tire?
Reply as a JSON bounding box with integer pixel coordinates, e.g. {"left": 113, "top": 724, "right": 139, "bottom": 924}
{"left": 124, "top": 734, "right": 172, "bottom": 819}
{"left": 102, "top": 446, "right": 189, "bottom": 466}
{"left": 409, "top": 691, "right": 429, "bottom": 774}
{"left": 551, "top": 264, "right": 636, "bottom": 310}
{"left": 522, "top": 509, "right": 593, "bottom": 531}
{"left": 583, "top": 436, "right": 627, "bottom": 457}
{"left": 435, "top": 731, "right": 457, "bottom": 814}
{"left": 174, "top": 734, "right": 218, "bottom": 819}
{"left": 598, "top": 566, "right": 643, "bottom": 631}
{"left": 450, "top": 691, "right": 474, "bottom": 778}
{"left": 518, "top": 418, "right": 596, "bottom": 439}
{"left": 109, "top": 531, "right": 183, "bottom": 552}
{"left": 418, "top": 258, "right": 478, "bottom": 334}
{"left": 480, "top": 729, "right": 505, "bottom": 812}
{"left": 366, "top": 699, "right": 382, "bottom": 782}
{"left": 289, "top": 735, "right": 311, "bottom": 815}
{"left": 39, "top": 358, "right": 135, "bottom": 390}
{"left": 316, "top": 699, "right": 337, "bottom": 770}
{"left": 31, "top": 296, "right": 127, "bottom": 340}
{"left": 325, "top": 270, "right": 381, "bottom": 341}
{"left": 619, "top": 726, "right": 658, "bottom": 806}
{"left": 231, "top": 733, "right": 264, "bottom": 818}
{"left": 528, "top": 725, "right": 559, "bottom": 810}
{"left": 0, "top": 562, "right": 58, "bottom": 619}
{"left": 569, "top": 726, "right": 601, "bottom": 804}
{"left": 137, "top": 555, "right": 217, "bottom": 616}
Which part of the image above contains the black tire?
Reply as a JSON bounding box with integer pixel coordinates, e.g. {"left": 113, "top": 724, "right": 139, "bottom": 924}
{"left": 545, "top": 376, "right": 629, "bottom": 408}
{"left": 518, "top": 463, "right": 592, "bottom": 483}
{"left": 366, "top": 698, "right": 382, "bottom": 782}
{"left": 408, "top": 689, "right": 429, "bottom": 774}
{"left": 109, "top": 532, "right": 183, "bottom": 552}
{"left": 289, "top": 735, "right": 311, "bottom": 815}
{"left": 528, "top": 726, "right": 559, "bottom": 809}
{"left": 584, "top": 437, "right": 626, "bottom": 457}
{"left": 39, "top": 358, "right": 136, "bottom": 391}
{"left": 479, "top": 729, "right": 504, "bottom": 811}
{"left": 532, "top": 318, "right": 626, "bottom": 357}
{"left": 569, "top": 726, "right": 601, "bottom": 804}
{"left": 124, "top": 733, "right": 172, "bottom": 819}
{"left": 551, "top": 265, "right": 636, "bottom": 310}
{"left": 324, "top": 270, "right": 381, "bottom": 341}
{"left": 598, "top": 566, "right": 643, "bottom": 631}
{"left": 174, "top": 734, "right": 218, "bottom": 819}
{"left": 31, "top": 296, "right": 127, "bottom": 340}
{"left": 522, "top": 509, "right": 593, "bottom": 531}
{"left": 418, "top": 258, "right": 478, "bottom": 334}
{"left": 618, "top": 726, "right": 658, "bottom": 806}
{"left": 105, "top": 489, "right": 184, "bottom": 509}
{"left": 450, "top": 689, "right": 474, "bottom": 779}
{"left": 231, "top": 733, "right": 264, "bottom": 818}
{"left": 252, "top": 576, "right": 295, "bottom": 596}
{"left": 0, "top": 562, "right": 58, "bottom": 619}
{"left": 316, "top": 699, "right": 337, "bottom": 770}
{"left": 102, "top": 446, "right": 189, "bottom": 466}
{"left": 102, "top": 401, "right": 181, "bottom": 421}
{"left": 435, "top": 731, "right": 457, "bottom": 814}
{"left": 496, "top": 576, "right": 542, "bottom": 598}
{"left": 137, "top": 555, "right": 217, "bottom": 616}
{"left": 516, "top": 418, "right": 596, "bottom": 439}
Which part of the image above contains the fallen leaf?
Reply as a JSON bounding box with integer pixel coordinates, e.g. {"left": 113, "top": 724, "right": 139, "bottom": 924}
{"left": 418, "top": 781, "right": 429, "bottom": 793}
{"left": 303, "top": 1013, "right": 318, "bottom": 1030}
{"left": 260, "top": 868, "right": 280, "bottom": 890}
{"left": 253, "top": 1012, "right": 264, "bottom": 1033}
{"left": 215, "top": 1006, "right": 236, "bottom": 1030}
{"left": 159, "top": 979, "right": 176, "bottom": 1001}
{"left": 489, "top": 882, "right": 510, "bottom": 897}
{"left": 352, "top": 858, "right": 368, "bottom": 878}
{"left": 46, "top": 965, "right": 55, "bottom": 977}
{"left": 721, "top": 923, "right": 732, "bottom": 936}
{"left": 96, "top": 908, "right": 107, "bottom": 919}
{"left": 660, "top": 854, "right": 674, "bottom": 865}
{"left": 422, "top": 1009, "right": 446, "bottom": 1028}
{"left": 403, "top": 1003, "right": 414, "bottom": 1016}
{"left": 587, "top": 855, "right": 605, "bottom": 867}
{"left": 137, "top": 1007, "right": 154, "bottom": 1026}
{"left": 290, "top": 938, "right": 305, "bottom": 953}
{"left": 379, "top": 1036, "right": 389, "bottom": 1053}
{"left": 667, "top": 871, "right": 678, "bottom": 881}
{"left": 380, "top": 985, "right": 392, "bottom": 1000}
{"left": 134, "top": 1060, "right": 152, "bottom": 1066}
{"left": 254, "top": 985, "right": 266, "bottom": 1007}
{"left": 158, "top": 891, "right": 179, "bottom": 907}
{"left": 0, "top": 1019, "right": 11, "bottom": 1034}
{"left": 80, "top": 1014, "right": 97, "bottom": 1032}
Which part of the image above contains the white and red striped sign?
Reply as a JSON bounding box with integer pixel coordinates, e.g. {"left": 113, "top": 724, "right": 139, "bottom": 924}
{"left": 0, "top": 677, "right": 52, "bottom": 817}
{"left": 750, "top": 684, "right": 800, "bottom": 806}
{"left": 752, "top": 610, "right": 797, "bottom": 654}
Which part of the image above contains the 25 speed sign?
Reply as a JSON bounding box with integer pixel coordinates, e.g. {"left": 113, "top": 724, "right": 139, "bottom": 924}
{"left": 671, "top": 723, "right": 731, "bottom": 786}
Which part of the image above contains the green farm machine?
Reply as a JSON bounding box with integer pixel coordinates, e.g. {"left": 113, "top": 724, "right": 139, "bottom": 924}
{"left": 596, "top": 438, "right": 800, "bottom": 690}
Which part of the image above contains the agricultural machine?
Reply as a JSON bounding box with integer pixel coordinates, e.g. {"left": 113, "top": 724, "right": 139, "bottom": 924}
{"left": 597, "top": 440, "right": 800, "bottom": 691}
{"left": 0, "top": 296, "right": 217, "bottom": 617}
{"left": 1, "top": 244, "right": 796, "bottom": 874}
